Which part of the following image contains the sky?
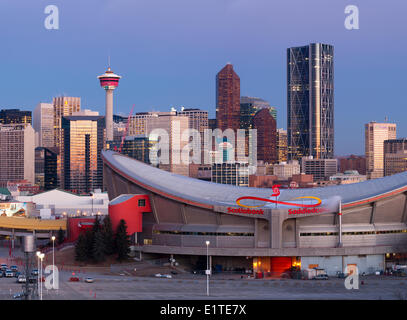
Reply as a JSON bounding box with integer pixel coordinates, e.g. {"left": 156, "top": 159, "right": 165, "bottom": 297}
{"left": 0, "top": 0, "right": 406, "bottom": 156}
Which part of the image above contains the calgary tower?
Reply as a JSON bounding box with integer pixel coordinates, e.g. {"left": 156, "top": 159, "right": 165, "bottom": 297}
{"left": 98, "top": 66, "right": 121, "bottom": 142}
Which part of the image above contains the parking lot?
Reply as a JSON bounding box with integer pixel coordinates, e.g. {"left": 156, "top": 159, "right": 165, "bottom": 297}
{"left": 1, "top": 269, "right": 407, "bottom": 300}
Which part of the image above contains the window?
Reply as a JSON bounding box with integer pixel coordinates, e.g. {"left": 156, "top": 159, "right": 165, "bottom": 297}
{"left": 138, "top": 199, "right": 146, "bottom": 207}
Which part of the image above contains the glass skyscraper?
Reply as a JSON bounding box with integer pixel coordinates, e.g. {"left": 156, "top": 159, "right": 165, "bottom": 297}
{"left": 287, "top": 43, "right": 334, "bottom": 160}
{"left": 61, "top": 115, "right": 105, "bottom": 194}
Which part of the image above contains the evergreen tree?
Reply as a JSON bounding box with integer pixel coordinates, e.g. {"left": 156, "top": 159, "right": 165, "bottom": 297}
{"left": 75, "top": 233, "right": 88, "bottom": 262}
{"left": 115, "top": 219, "right": 130, "bottom": 262}
{"left": 57, "top": 227, "right": 65, "bottom": 245}
{"left": 92, "top": 215, "right": 101, "bottom": 234}
{"left": 92, "top": 230, "right": 106, "bottom": 263}
{"left": 102, "top": 216, "right": 115, "bottom": 255}
{"left": 84, "top": 229, "right": 94, "bottom": 261}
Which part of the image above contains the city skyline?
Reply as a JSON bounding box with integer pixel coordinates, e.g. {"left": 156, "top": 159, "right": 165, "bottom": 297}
{"left": 0, "top": 0, "right": 406, "bottom": 157}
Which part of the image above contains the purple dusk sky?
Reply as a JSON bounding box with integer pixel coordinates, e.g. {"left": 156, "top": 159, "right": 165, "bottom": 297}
{"left": 0, "top": 0, "right": 406, "bottom": 155}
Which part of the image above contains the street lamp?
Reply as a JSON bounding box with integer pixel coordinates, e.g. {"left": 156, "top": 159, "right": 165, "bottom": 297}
{"left": 51, "top": 236, "right": 56, "bottom": 289}
{"left": 39, "top": 253, "right": 44, "bottom": 300}
{"left": 36, "top": 251, "right": 40, "bottom": 294}
{"left": 205, "top": 240, "right": 210, "bottom": 296}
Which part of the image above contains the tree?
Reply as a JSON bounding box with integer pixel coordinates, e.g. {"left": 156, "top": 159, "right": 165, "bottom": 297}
{"left": 92, "top": 215, "right": 101, "bottom": 234}
{"left": 75, "top": 233, "right": 88, "bottom": 262}
{"left": 115, "top": 219, "right": 130, "bottom": 262}
{"left": 92, "top": 231, "right": 106, "bottom": 263}
{"left": 102, "top": 216, "right": 115, "bottom": 256}
{"left": 57, "top": 227, "right": 65, "bottom": 245}
{"left": 84, "top": 229, "right": 94, "bottom": 261}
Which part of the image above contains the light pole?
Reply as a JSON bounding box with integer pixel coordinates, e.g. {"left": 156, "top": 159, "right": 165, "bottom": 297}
{"left": 36, "top": 251, "right": 40, "bottom": 296}
{"left": 51, "top": 235, "right": 56, "bottom": 289}
{"left": 39, "top": 253, "right": 44, "bottom": 300}
{"left": 205, "top": 240, "right": 210, "bottom": 296}
{"left": 91, "top": 194, "right": 94, "bottom": 215}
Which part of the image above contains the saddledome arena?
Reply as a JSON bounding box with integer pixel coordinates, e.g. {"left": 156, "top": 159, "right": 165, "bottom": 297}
{"left": 102, "top": 150, "right": 407, "bottom": 276}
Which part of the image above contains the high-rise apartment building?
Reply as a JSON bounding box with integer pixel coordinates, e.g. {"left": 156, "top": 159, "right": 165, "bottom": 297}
{"left": 61, "top": 113, "right": 105, "bottom": 194}
{"left": 301, "top": 156, "right": 338, "bottom": 181}
{"left": 0, "top": 124, "right": 35, "bottom": 186}
{"left": 0, "top": 109, "right": 32, "bottom": 125}
{"left": 147, "top": 113, "right": 190, "bottom": 176}
{"left": 272, "top": 160, "right": 300, "bottom": 180}
{"left": 287, "top": 43, "right": 334, "bottom": 160}
{"left": 365, "top": 122, "right": 397, "bottom": 179}
{"left": 211, "top": 162, "right": 249, "bottom": 187}
{"left": 33, "top": 103, "right": 54, "bottom": 148}
{"left": 337, "top": 155, "right": 366, "bottom": 175}
{"left": 216, "top": 63, "right": 240, "bottom": 132}
{"left": 384, "top": 138, "right": 407, "bottom": 176}
{"left": 35, "top": 147, "right": 57, "bottom": 190}
{"left": 277, "top": 129, "right": 288, "bottom": 163}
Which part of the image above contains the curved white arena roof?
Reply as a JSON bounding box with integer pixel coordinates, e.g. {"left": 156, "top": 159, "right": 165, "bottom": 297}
{"left": 102, "top": 150, "right": 407, "bottom": 208}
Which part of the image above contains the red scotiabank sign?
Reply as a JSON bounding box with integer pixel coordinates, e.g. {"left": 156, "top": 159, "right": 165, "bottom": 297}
{"left": 228, "top": 185, "right": 326, "bottom": 216}
{"left": 227, "top": 207, "right": 264, "bottom": 215}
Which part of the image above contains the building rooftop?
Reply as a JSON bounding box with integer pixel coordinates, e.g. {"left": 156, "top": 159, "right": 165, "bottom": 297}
{"left": 102, "top": 151, "right": 407, "bottom": 208}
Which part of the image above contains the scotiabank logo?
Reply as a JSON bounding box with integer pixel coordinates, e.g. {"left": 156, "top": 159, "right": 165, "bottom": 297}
{"left": 288, "top": 207, "right": 327, "bottom": 215}
{"left": 227, "top": 207, "right": 264, "bottom": 215}
{"left": 233, "top": 185, "right": 323, "bottom": 215}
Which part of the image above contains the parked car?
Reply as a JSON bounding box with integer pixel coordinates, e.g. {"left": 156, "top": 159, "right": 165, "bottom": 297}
{"left": 69, "top": 277, "right": 80, "bottom": 282}
{"left": 336, "top": 272, "right": 346, "bottom": 278}
{"left": 84, "top": 277, "right": 94, "bottom": 283}
{"left": 17, "top": 275, "right": 26, "bottom": 283}
{"left": 154, "top": 273, "right": 172, "bottom": 279}
{"left": 313, "top": 274, "right": 329, "bottom": 280}
{"left": 10, "top": 265, "right": 18, "bottom": 272}
{"left": 14, "top": 271, "right": 21, "bottom": 278}
{"left": 13, "top": 292, "right": 24, "bottom": 300}
{"left": 28, "top": 276, "right": 37, "bottom": 284}
{"left": 5, "top": 269, "right": 13, "bottom": 277}
{"left": 31, "top": 269, "right": 38, "bottom": 276}
{"left": 1, "top": 264, "right": 7, "bottom": 271}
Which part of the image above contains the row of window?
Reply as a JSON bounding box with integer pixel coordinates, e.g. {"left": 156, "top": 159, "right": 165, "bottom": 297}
{"left": 300, "top": 229, "right": 407, "bottom": 237}
{"left": 153, "top": 230, "right": 254, "bottom": 237}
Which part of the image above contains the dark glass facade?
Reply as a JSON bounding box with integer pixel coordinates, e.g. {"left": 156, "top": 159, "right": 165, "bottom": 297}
{"left": 122, "top": 135, "right": 157, "bottom": 164}
{"left": 0, "top": 109, "right": 32, "bottom": 125}
{"left": 35, "top": 147, "right": 57, "bottom": 191}
{"left": 287, "top": 43, "right": 334, "bottom": 160}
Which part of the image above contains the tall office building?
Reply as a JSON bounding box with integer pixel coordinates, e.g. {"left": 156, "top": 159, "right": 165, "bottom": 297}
{"left": 277, "top": 129, "right": 288, "bottom": 162}
{"left": 384, "top": 138, "right": 407, "bottom": 176}
{"left": 177, "top": 107, "right": 209, "bottom": 164}
{"left": 252, "top": 108, "right": 277, "bottom": 164}
{"left": 147, "top": 113, "right": 190, "bottom": 176}
{"left": 287, "top": 43, "right": 334, "bottom": 160}
{"left": 61, "top": 113, "right": 105, "bottom": 194}
{"left": 240, "top": 96, "right": 277, "bottom": 124}
{"left": 35, "top": 147, "right": 57, "bottom": 190}
{"left": 53, "top": 96, "right": 81, "bottom": 187}
{"left": 365, "top": 122, "right": 397, "bottom": 179}
{"left": 216, "top": 63, "right": 240, "bottom": 132}
{"left": 0, "top": 124, "right": 35, "bottom": 186}
{"left": 33, "top": 103, "right": 54, "bottom": 148}
{"left": 122, "top": 135, "right": 158, "bottom": 165}
{"left": 0, "top": 109, "right": 32, "bottom": 124}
